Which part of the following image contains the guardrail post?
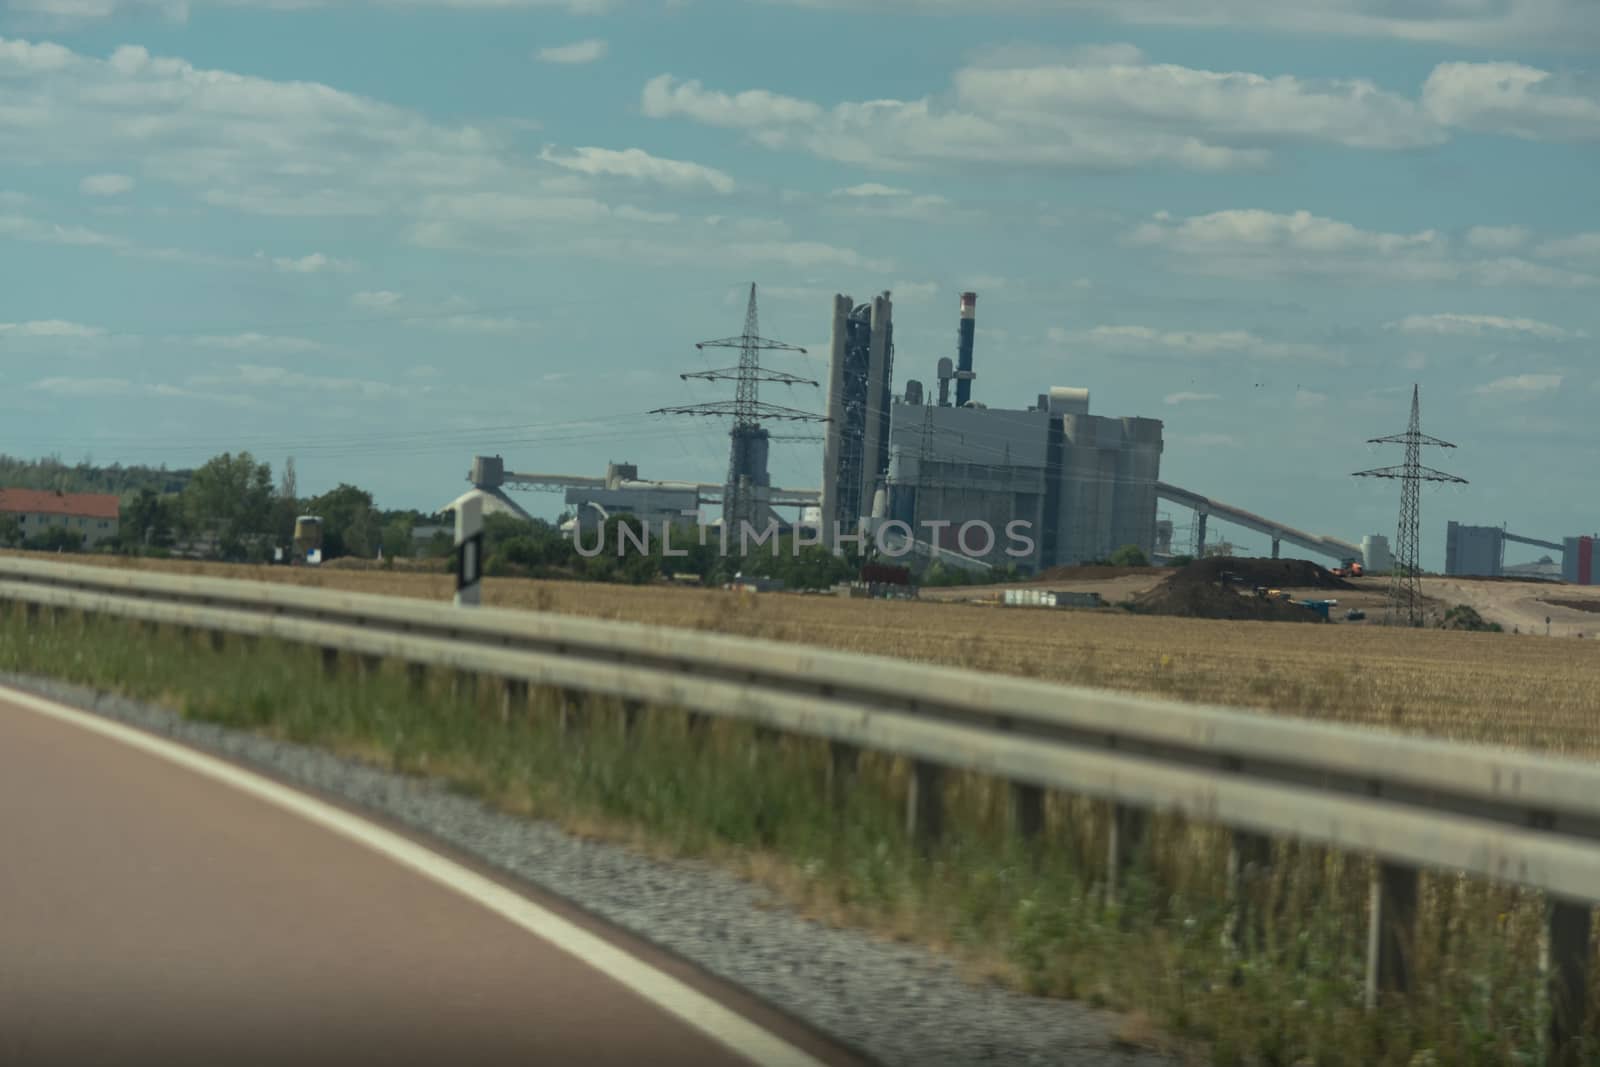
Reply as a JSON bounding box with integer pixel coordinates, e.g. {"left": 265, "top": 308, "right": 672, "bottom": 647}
{"left": 406, "top": 662, "right": 427, "bottom": 693}
{"left": 1547, "top": 898, "right": 1593, "bottom": 1066}
{"left": 828, "top": 741, "right": 859, "bottom": 811}
{"left": 208, "top": 629, "right": 225, "bottom": 653}
{"left": 450, "top": 670, "right": 474, "bottom": 701}
{"left": 501, "top": 679, "right": 529, "bottom": 724}
{"left": 23, "top": 602, "right": 39, "bottom": 625}
{"left": 1011, "top": 782, "right": 1045, "bottom": 841}
{"left": 559, "top": 688, "right": 585, "bottom": 739}
{"left": 686, "top": 711, "right": 707, "bottom": 741}
{"left": 453, "top": 493, "right": 484, "bottom": 608}
{"left": 1365, "top": 861, "right": 1418, "bottom": 1009}
{"left": 1229, "top": 831, "right": 1273, "bottom": 953}
{"left": 1106, "top": 803, "right": 1148, "bottom": 904}
{"left": 906, "top": 760, "right": 943, "bottom": 853}
{"left": 320, "top": 647, "right": 340, "bottom": 679}
{"left": 621, "top": 699, "right": 643, "bottom": 745}
{"left": 359, "top": 654, "right": 382, "bottom": 680}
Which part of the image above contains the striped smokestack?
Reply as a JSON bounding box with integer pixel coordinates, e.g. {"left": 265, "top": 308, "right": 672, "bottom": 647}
{"left": 955, "top": 291, "right": 977, "bottom": 407}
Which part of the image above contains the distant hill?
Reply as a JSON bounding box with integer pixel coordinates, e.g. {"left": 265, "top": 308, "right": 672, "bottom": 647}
{"left": 0, "top": 455, "right": 192, "bottom": 498}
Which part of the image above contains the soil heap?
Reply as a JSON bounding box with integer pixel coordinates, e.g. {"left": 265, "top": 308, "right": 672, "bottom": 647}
{"left": 1128, "top": 557, "right": 1350, "bottom": 622}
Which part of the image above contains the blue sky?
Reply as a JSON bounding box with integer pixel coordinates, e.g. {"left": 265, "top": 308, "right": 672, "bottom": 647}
{"left": 2, "top": 0, "right": 1596, "bottom": 567}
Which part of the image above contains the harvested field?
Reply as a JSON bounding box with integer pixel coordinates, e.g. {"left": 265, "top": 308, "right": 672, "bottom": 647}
{"left": 9, "top": 550, "right": 1600, "bottom": 756}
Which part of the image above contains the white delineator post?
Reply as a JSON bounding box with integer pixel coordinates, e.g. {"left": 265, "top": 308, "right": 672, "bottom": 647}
{"left": 454, "top": 494, "right": 484, "bottom": 608}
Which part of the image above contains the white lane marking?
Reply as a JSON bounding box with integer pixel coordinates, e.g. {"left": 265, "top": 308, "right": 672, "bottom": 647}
{"left": 2, "top": 686, "right": 831, "bottom": 1067}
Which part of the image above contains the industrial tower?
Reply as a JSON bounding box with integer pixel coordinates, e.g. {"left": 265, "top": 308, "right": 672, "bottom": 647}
{"left": 1354, "top": 384, "right": 1467, "bottom": 627}
{"left": 651, "top": 284, "right": 823, "bottom": 536}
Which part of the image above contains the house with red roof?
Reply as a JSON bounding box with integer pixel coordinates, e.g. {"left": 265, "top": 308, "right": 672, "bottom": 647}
{"left": 0, "top": 489, "right": 121, "bottom": 548}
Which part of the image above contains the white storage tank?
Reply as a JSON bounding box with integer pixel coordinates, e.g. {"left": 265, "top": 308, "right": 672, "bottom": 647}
{"left": 1362, "top": 534, "right": 1393, "bottom": 574}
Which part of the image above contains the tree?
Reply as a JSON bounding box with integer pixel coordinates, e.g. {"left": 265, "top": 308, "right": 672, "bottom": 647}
{"left": 1108, "top": 544, "right": 1150, "bottom": 567}
{"left": 120, "top": 489, "right": 179, "bottom": 552}
{"left": 273, "top": 456, "right": 300, "bottom": 544}
{"left": 307, "top": 483, "right": 376, "bottom": 559}
{"left": 183, "top": 452, "right": 274, "bottom": 559}
{"left": 0, "top": 515, "right": 20, "bottom": 548}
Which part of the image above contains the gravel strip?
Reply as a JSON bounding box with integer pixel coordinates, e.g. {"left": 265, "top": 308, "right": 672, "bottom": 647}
{"left": 4, "top": 672, "right": 1181, "bottom": 1067}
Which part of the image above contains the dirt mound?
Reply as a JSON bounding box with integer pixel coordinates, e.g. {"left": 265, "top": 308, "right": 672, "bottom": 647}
{"left": 1167, "top": 556, "right": 1354, "bottom": 592}
{"left": 1542, "top": 598, "right": 1600, "bottom": 615}
{"left": 1130, "top": 580, "right": 1326, "bottom": 623}
{"left": 1035, "top": 564, "right": 1165, "bottom": 583}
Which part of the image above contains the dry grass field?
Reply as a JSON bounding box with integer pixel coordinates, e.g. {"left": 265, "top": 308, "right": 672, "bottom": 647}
{"left": 12, "top": 551, "right": 1600, "bottom": 757}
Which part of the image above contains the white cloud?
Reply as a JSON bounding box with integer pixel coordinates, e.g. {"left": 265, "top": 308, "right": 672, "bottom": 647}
{"left": 1474, "top": 373, "right": 1564, "bottom": 395}
{"left": 836, "top": 182, "right": 911, "bottom": 197}
{"left": 79, "top": 173, "right": 133, "bottom": 197}
{"left": 1169, "top": 432, "right": 1238, "bottom": 449}
{"left": 187, "top": 332, "right": 327, "bottom": 353}
{"left": 1069, "top": 323, "right": 1343, "bottom": 363}
{"left": 412, "top": 192, "right": 893, "bottom": 271}
{"left": 828, "top": 183, "right": 953, "bottom": 220}
{"left": 1163, "top": 391, "right": 1220, "bottom": 405}
{"left": 264, "top": 251, "right": 354, "bottom": 274}
{"left": 535, "top": 39, "right": 608, "bottom": 64}
{"left": 0, "top": 37, "right": 519, "bottom": 222}
{"left": 28, "top": 376, "right": 134, "bottom": 396}
{"left": 1129, "top": 209, "right": 1600, "bottom": 288}
{"left": 1389, "top": 313, "right": 1581, "bottom": 340}
{"left": 0, "top": 319, "right": 105, "bottom": 337}
{"left": 351, "top": 290, "right": 404, "bottom": 310}
{"left": 642, "top": 49, "right": 1452, "bottom": 174}
{"left": 539, "top": 145, "right": 735, "bottom": 194}
{"left": 0, "top": 212, "right": 123, "bottom": 248}
{"left": 888, "top": 281, "right": 938, "bottom": 303}
{"left": 1537, "top": 232, "right": 1600, "bottom": 259}
{"left": 742, "top": 1, "right": 1596, "bottom": 50}
{"left": 1293, "top": 388, "right": 1327, "bottom": 409}
{"left": 1465, "top": 225, "right": 1529, "bottom": 251}
{"left": 1422, "top": 62, "right": 1600, "bottom": 142}
{"left": 7, "top": 0, "right": 611, "bottom": 21}
{"left": 190, "top": 363, "right": 402, "bottom": 397}
{"left": 428, "top": 315, "right": 537, "bottom": 334}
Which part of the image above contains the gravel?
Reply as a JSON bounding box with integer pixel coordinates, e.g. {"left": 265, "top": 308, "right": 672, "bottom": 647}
{"left": 4, "top": 672, "right": 1180, "bottom": 1067}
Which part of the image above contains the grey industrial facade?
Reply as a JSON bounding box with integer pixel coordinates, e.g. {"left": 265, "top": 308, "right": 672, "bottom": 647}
{"left": 880, "top": 387, "right": 1163, "bottom": 570}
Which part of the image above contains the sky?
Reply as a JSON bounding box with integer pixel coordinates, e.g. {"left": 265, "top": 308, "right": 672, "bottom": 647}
{"left": 1, "top": 0, "right": 1596, "bottom": 568}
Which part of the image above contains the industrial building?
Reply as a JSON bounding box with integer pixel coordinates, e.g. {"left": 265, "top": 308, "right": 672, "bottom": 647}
{"left": 821, "top": 292, "right": 894, "bottom": 540}
{"left": 1563, "top": 536, "right": 1598, "bottom": 585}
{"left": 810, "top": 288, "right": 1391, "bottom": 573}
{"left": 0, "top": 488, "right": 120, "bottom": 548}
{"left": 880, "top": 384, "right": 1164, "bottom": 569}
{"left": 817, "top": 290, "right": 1164, "bottom": 570}
{"left": 1445, "top": 521, "right": 1568, "bottom": 579}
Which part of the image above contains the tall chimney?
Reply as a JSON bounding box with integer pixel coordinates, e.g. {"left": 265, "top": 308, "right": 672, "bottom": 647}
{"left": 955, "top": 291, "right": 977, "bottom": 407}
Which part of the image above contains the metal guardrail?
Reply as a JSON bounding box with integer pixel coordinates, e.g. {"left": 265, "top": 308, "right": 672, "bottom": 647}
{"left": 2, "top": 556, "right": 1595, "bottom": 1057}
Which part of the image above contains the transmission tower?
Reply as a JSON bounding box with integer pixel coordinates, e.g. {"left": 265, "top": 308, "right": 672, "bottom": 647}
{"left": 650, "top": 284, "right": 825, "bottom": 536}
{"left": 1353, "top": 384, "right": 1467, "bottom": 627}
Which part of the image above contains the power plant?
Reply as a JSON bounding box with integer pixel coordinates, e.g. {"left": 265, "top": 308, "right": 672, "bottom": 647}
{"left": 463, "top": 284, "right": 1453, "bottom": 577}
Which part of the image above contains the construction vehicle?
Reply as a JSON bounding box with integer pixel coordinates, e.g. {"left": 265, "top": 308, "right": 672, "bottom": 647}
{"left": 1329, "top": 558, "right": 1365, "bottom": 578}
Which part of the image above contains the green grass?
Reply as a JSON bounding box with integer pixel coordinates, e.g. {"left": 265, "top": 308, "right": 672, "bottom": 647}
{"left": 2, "top": 603, "right": 1591, "bottom": 1066}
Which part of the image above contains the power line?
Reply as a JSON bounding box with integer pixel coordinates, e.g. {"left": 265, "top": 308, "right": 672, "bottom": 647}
{"left": 1353, "top": 383, "right": 1467, "bottom": 627}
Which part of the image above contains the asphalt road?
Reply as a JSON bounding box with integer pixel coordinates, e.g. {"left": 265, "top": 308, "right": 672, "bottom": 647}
{"left": 0, "top": 689, "right": 861, "bottom": 1067}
